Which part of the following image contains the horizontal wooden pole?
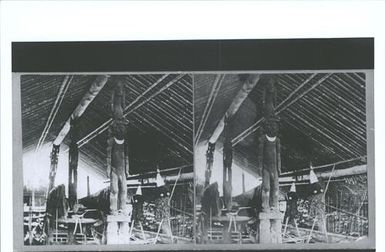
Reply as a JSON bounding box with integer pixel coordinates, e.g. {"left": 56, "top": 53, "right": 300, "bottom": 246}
{"left": 280, "top": 156, "right": 366, "bottom": 177}
{"left": 279, "top": 164, "right": 367, "bottom": 183}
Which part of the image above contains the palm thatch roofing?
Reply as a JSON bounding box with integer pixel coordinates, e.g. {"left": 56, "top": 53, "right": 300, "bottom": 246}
{"left": 21, "top": 74, "right": 193, "bottom": 178}
{"left": 194, "top": 72, "right": 367, "bottom": 177}
{"left": 21, "top": 72, "right": 367, "bottom": 181}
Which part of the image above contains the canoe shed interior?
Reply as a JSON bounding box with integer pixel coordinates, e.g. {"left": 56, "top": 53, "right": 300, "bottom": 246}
{"left": 22, "top": 74, "right": 194, "bottom": 245}
{"left": 194, "top": 73, "right": 368, "bottom": 244}
{"left": 21, "top": 72, "right": 369, "bottom": 246}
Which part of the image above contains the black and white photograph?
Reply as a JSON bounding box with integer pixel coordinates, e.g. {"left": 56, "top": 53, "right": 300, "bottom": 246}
{"left": 8, "top": 37, "right": 375, "bottom": 251}
{"left": 20, "top": 74, "right": 194, "bottom": 245}
{"left": 194, "top": 72, "right": 370, "bottom": 245}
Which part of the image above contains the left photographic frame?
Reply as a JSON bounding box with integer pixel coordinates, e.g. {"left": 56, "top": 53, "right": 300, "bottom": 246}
{"left": 15, "top": 74, "right": 195, "bottom": 247}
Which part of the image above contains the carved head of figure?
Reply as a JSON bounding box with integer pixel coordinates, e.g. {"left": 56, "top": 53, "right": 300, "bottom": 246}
{"left": 287, "top": 191, "right": 298, "bottom": 202}
{"left": 310, "top": 182, "right": 324, "bottom": 195}
{"left": 133, "top": 194, "right": 144, "bottom": 206}
{"left": 265, "top": 77, "right": 277, "bottom": 94}
{"left": 263, "top": 116, "right": 279, "bottom": 138}
{"left": 158, "top": 185, "right": 170, "bottom": 198}
{"left": 115, "top": 79, "right": 124, "bottom": 96}
{"left": 70, "top": 117, "right": 81, "bottom": 143}
{"left": 112, "top": 119, "right": 128, "bottom": 141}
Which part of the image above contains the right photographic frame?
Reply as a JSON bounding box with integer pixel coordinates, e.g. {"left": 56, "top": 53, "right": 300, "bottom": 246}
{"left": 193, "top": 71, "right": 373, "bottom": 247}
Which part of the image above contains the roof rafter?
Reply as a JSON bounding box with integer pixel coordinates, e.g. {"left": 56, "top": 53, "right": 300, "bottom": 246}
{"left": 36, "top": 75, "right": 72, "bottom": 151}
{"left": 286, "top": 109, "right": 360, "bottom": 157}
{"left": 194, "top": 74, "right": 224, "bottom": 145}
{"left": 231, "top": 73, "right": 331, "bottom": 146}
{"left": 77, "top": 74, "right": 185, "bottom": 148}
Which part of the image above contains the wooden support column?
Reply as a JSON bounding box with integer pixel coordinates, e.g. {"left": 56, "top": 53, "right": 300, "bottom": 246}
{"left": 223, "top": 116, "right": 233, "bottom": 211}
{"left": 106, "top": 78, "right": 130, "bottom": 244}
{"left": 204, "top": 142, "right": 215, "bottom": 188}
{"left": 222, "top": 116, "right": 233, "bottom": 243}
{"left": 47, "top": 144, "right": 60, "bottom": 193}
{"left": 258, "top": 77, "right": 282, "bottom": 243}
{"left": 68, "top": 118, "right": 79, "bottom": 209}
{"left": 87, "top": 176, "right": 90, "bottom": 197}
{"left": 45, "top": 144, "right": 60, "bottom": 244}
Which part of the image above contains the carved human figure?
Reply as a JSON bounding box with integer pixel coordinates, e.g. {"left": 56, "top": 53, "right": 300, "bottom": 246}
{"left": 257, "top": 117, "right": 281, "bottom": 212}
{"left": 262, "top": 78, "right": 277, "bottom": 118}
{"left": 68, "top": 118, "right": 80, "bottom": 209}
{"left": 200, "top": 182, "right": 221, "bottom": 243}
{"left": 257, "top": 77, "right": 282, "bottom": 243}
{"left": 132, "top": 194, "right": 144, "bottom": 223}
{"left": 307, "top": 175, "right": 327, "bottom": 241}
{"left": 204, "top": 142, "right": 216, "bottom": 188}
{"left": 284, "top": 190, "right": 298, "bottom": 224}
{"left": 223, "top": 116, "right": 233, "bottom": 210}
{"left": 154, "top": 186, "right": 172, "bottom": 238}
{"left": 106, "top": 81, "right": 129, "bottom": 215}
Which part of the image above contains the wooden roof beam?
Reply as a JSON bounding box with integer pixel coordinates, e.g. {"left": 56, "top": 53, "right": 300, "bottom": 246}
{"left": 208, "top": 74, "right": 261, "bottom": 144}
{"left": 279, "top": 164, "right": 367, "bottom": 183}
{"left": 280, "top": 156, "right": 366, "bottom": 177}
{"left": 53, "top": 75, "right": 109, "bottom": 146}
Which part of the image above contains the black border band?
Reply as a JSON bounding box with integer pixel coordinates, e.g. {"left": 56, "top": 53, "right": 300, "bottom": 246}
{"left": 12, "top": 38, "right": 374, "bottom": 72}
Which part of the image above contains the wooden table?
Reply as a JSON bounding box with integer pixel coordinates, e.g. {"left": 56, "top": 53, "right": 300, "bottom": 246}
{"left": 57, "top": 217, "right": 98, "bottom": 244}
{"left": 211, "top": 215, "right": 251, "bottom": 243}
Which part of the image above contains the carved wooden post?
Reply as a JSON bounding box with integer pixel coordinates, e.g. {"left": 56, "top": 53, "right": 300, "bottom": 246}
{"left": 68, "top": 118, "right": 79, "bottom": 209}
{"left": 48, "top": 144, "right": 60, "bottom": 193}
{"left": 45, "top": 144, "right": 60, "bottom": 244}
{"left": 258, "top": 77, "right": 282, "bottom": 243}
{"left": 106, "top": 79, "right": 130, "bottom": 244}
{"left": 222, "top": 116, "right": 233, "bottom": 243}
{"left": 204, "top": 142, "right": 215, "bottom": 188}
{"left": 223, "top": 116, "right": 233, "bottom": 211}
{"left": 87, "top": 176, "right": 90, "bottom": 197}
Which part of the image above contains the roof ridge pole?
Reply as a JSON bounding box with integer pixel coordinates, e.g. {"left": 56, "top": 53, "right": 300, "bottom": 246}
{"left": 208, "top": 74, "right": 260, "bottom": 144}
{"left": 53, "top": 75, "right": 110, "bottom": 146}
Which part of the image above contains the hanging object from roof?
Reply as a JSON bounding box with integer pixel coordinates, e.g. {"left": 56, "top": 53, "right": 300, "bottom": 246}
{"left": 309, "top": 168, "right": 319, "bottom": 184}
{"left": 135, "top": 185, "right": 142, "bottom": 196}
{"left": 156, "top": 169, "right": 165, "bottom": 187}
{"left": 290, "top": 182, "right": 296, "bottom": 192}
